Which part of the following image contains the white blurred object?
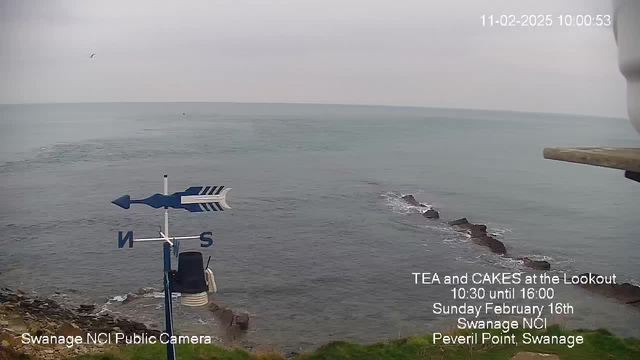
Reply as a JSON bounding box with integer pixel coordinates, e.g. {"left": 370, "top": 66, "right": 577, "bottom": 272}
{"left": 613, "top": 0, "right": 640, "bottom": 135}
{"left": 205, "top": 268, "right": 217, "bottom": 293}
{"left": 180, "top": 292, "right": 209, "bottom": 307}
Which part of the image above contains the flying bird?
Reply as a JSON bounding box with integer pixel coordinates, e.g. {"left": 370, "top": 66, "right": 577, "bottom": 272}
{"left": 90, "top": 54, "right": 95, "bottom": 58}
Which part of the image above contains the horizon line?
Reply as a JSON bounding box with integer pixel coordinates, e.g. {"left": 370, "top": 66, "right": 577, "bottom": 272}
{"left": 0, "top": 100, "right": 628, "bottom": 120}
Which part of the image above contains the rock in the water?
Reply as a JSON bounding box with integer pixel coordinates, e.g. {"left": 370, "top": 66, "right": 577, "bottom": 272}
{"left": 401, "top": 195, "right": 422, "bottom": 207}
{"left": 576, "top": 273, "right": 640, "bottom": 307}
{"left": 225, "top": 324, "right": 244, "bottom": 341}
{"left": 449, "top": 219, "right": 506, "bottom": 255}
{"left": 121, "top": 294, "right": 138, "bottom": 304}
{"left": 473, "top": 235, "right": 507, "bottom": 255}
{"left": 520, "top": 257, "right": 551, "bottom": 270}
{"left": 234, "top": 313, "right": 250, "bottom": 331}
{"left": 456, "top": 223, "right": 487, "bottom": 237}
{"left": 208, "top": 302, "right": 220, "bottom": 312}
{"left": 449, "top": 218, "right": 469, "bottom": 226}
{"left": 135, "top": 287, "right": 160, "bottom": 296}
{"left": 422, "top": 209, "right": 440, "bottom": 219}
{"left": 219, "top": 308, "right": 234, "bottom": 327}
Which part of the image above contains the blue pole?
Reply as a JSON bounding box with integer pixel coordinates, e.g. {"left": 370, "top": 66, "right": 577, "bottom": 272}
{"left": 163, "top": 242, "right": 176, "bottom": 360}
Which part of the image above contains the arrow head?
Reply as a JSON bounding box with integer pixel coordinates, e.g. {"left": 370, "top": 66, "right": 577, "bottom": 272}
{"left": 112, "top": 195, "right": 131, "bottom": 209}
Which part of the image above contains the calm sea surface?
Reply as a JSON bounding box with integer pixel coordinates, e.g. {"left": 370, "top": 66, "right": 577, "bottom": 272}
{"left": 1, "top": 103, "right": 639, "bottom": 351}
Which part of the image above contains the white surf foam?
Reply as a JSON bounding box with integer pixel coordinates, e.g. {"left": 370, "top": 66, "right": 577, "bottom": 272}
{"left": 489, "top": 227, "right": 513, "bottom": 237}
{"left": 381, "top": 192, "right": 432, "bottom": 215}
{"left": 141, "top": 291, "right": 167, "bottom": 299}
{"left": 99, "top": 290, "right": 179, "bottom": 315}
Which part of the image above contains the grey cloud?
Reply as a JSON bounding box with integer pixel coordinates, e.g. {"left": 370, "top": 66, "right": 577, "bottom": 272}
{"left": 0, "top": 0, "right": 627, "bottom": 117}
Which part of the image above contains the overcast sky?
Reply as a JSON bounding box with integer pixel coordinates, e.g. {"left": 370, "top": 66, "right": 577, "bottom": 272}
{"left": 0, "top": 0, "right": 626, "bottom": 116}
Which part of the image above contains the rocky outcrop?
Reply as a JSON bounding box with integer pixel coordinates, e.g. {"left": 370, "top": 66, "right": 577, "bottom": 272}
{"left": 208, "top": 302, "right": 250, "bottom": 342}
{"left": 234, "top": 313, "right": 250, "bottom": 331}
{"left": 135, "top": 287, "right": 160, "bottom": 296}
{"left": 0, "top": 342, "right": 22, "bottom": 360}
{"left": 77, "top": 304, "right": 95, "bottom": 313}
{"left": 455, "top": 223, "right": 486, "bottom": 237}
{"left": 575, "top": 274, "right": 640, "bottom": 309}
{"left": 401, "top": 197, "right": 640, "bottom": 308}
{"left": 448, "top": 218, "right": 469, "bottom": 226}
{"left": 449, "top": 220, "right": 507, "bottom": 255}
{"left": 446, "top": 219, "right": 550, "bottom": 268}
{"left": 220, "top": 308, "right": 235, "bottom": 327}
{"left": 472, "top": 235, "right": 507, "bottom": 255}
{"left": 0, "top": 287, "right": 161, "bottom": 359}
{"left": 519, "top": 257, "right": 551, "bottom": 270}
{"left": 118, "top": 287, "right": 162, "bottom": 305}
{"left": 401, "top": 195, "right": 427, "bottom": 207}
{"left": 56, "top": 321, "right": 86, "bottom": 338}
{"left": 400, "top": 194, "right": 437, "bottom": 217}
{"left": 120, "top": 294, "right": 137, "bottom": 304}
{"left": 0, "top": 289, "right": 161, "bottom": 339}
{"left": 422, "top": 209, "right": 440, "bottom": 219}
{"left": 209, "top": 302, "right": 250, "bottom": 331}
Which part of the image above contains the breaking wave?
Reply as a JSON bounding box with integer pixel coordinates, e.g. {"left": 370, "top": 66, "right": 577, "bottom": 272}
{"left": 381, "top": 191, "right": 432, "bottom": 215}
{"left": 380, "top": 191, "right": 580, "bottom": 275}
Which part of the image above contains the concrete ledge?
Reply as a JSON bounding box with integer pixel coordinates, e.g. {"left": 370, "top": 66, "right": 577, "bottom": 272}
{"left": 511, "top": 352, "right": 560, "bottom": 360}
{"left": 543, "top": 147, "right": 640, "bottom": 173}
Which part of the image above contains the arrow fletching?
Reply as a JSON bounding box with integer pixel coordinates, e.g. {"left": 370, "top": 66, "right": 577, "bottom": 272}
{"left": 216, "top": 187, "right": 231, "bottom": 209}
{"left": 180, "top": 187, "right": 232, "bottom": 212}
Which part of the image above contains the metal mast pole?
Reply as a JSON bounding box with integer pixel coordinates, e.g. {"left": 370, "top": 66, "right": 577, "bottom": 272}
{"left": 111, "top": 175, "right": 232, "bottom": 360}
{"left": 162, "top": 175, "right": 176, "bottom": 360}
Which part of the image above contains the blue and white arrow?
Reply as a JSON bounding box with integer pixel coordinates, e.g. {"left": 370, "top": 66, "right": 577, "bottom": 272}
{"left": 112, "top": 186, "right": 231, "bottom": 212}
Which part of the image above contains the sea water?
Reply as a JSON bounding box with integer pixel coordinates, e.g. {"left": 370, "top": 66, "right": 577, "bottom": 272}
{"left": 1, "top": 102, "right": 639, "bottom": 351}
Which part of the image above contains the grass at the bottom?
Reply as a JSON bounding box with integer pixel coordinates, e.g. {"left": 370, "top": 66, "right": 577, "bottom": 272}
{"left": 69, "top": 345, "right": 282, "bottom": 360}
{"left": 67, "top": 326, "right": 640, "bottom": 360}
